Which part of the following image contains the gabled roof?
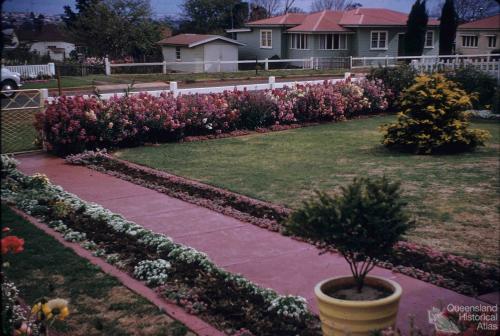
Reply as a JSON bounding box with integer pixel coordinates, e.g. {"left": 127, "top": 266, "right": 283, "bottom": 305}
{"left": 458, "top": 14, "right": 500, "bottom": 30}
{"left": 246, "top": 13, "right": 308, "bottom": 26}
{"left": 287, "top": 11, "right": 349, "bottom": 32}
{"left": 245, "top": 8, "right": 439, "bottom": 32}
{"left": 157, "top": 34, "right": 244, "bottom": 48}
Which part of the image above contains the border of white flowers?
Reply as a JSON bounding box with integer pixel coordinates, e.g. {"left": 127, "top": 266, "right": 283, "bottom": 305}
{"left": 1, "top": 155, "right": 310, "bottom": 324}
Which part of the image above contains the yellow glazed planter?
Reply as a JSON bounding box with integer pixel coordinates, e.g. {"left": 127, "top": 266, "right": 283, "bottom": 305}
{"left": 315, "top": 275, "right": 402, "bottom": 336}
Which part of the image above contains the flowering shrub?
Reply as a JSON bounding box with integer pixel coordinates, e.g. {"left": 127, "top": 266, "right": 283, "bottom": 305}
{"left": 133, "top": 259, "right": 171, "bottom": 286}
{"left": 36, "top": 79, "right": 391, "bottom": 155}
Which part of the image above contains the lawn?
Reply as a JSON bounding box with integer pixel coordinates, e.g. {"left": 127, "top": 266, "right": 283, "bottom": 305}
{"left": 21, "top": 68, "right": 346, "bottom": 90}
{"left": 116, "top": 115, "right": 500, "bottom": 265}
{"left": 1, "top": 204, "right": 193, "bottom": 336}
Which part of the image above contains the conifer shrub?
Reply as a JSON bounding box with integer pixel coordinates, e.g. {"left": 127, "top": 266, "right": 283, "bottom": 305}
{"left": 381, "top": 73, "right": 490, "bottom": 154}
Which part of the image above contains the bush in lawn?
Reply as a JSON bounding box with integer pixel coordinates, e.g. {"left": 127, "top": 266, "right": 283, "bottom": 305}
{"left": 493, "top": 87, "right": 500, "bottom": 114}
{"left": 367, "top": 65, "right": 417, "bottom": 105}
{"left": 382, "top": 73, "right": 490, "bottom": 154}
{"left": 286, "top": 176, "right": 412, "bottom": 292}
{"left": 445, "top": 66, "right": 497, "bottom": 109}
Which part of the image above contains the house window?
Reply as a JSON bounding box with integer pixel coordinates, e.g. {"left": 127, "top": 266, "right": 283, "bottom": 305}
{"left": 425, "top": 31, "right": 434, "bottom": 48}
{"left": 260, "top": 30, "right": 272, "bottom": 48}
{"left": 461, "top": 35, "right": 478, "bottom": 48}
{"left": 175, "top": 47, "right": 181, "bottom": 60}
{"left": 370, "top": 31, "right": 388, "bottom": 50}
{"left": 487, "top": 35, "right": 497, "bottom": 48}
{"left": 319, "top": 34, "right": 347, "bottom": 50}
{"left": 289, "top": 34, "right": 309, "bottom": 49}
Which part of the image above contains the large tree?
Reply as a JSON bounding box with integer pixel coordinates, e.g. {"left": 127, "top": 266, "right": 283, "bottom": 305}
{"left": 438, "top": 0, "right": 457, "bottom": 55}
{"left": 63, "top": 0, "right": 162, "bottom": 59}
{"left": 180, "top": 0, "right": 248, "bottom": 33}
{"left": 404, "top": 0, "right": 429, "bottom": 56}
{"left": 311, "top": 0, "right": 358, "bottom": 11}
{"left": 430, "top": 0, "right": 499, "bottom": 23}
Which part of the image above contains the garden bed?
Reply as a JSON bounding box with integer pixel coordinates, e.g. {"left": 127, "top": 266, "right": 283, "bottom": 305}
{"left": 64, "top": 148, "right": 499, "bottom": 296}
{"left": 1, "top": 156, "right": 320, "bottom": 336}
{"left": 1, "top": 204, "right": 194, "bottom": 336}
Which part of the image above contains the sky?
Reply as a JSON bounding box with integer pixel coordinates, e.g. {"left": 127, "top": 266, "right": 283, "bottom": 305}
{"left": 3, "top": 0, "right": 432, "bottom": 17}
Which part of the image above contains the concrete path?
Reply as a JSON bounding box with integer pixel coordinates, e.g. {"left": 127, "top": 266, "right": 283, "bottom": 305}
{"left": 17, "top": 153, "right": 494, "bottom": 334}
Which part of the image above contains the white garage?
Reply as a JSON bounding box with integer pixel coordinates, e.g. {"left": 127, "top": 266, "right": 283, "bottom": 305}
{"left": 158, "top": 34, "right": 244, "bottom": 73}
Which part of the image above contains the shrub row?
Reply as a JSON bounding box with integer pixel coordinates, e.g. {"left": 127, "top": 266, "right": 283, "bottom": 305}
{"left": 1, "top": 155, "right": 319, "bottom": 335}
{"left": 36, "top": 79, "right": 392, "bottom": 155}
{"left": 66, "top": 151, "right": 499, "bottom": 296}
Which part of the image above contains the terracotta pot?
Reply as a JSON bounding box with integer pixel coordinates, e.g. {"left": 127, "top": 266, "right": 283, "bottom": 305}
{"left": 315, "top": 275, "right": 402, "bottom": 336}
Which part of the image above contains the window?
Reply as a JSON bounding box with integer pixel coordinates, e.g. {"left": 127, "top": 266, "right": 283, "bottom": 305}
{"left": 461, "top": 35, "right": 478, "bottom": 48}
{"left": 425, "top": 31, "right": 434, "bottom": 48}
{"left": 370, "top": 31, "right": 388, "bottom": 49}
{"left": 487, "top": 35, "right": 497, "bottom": 48}
{"left": 318, "top": 34, "right": 347, "bottom": 50}
{"left": 260, "top": 30, "right": 272, "bottom": 48}
{"left": 175, "top": 47, "right": 181, "bottom": 60}
{"left": 289, "top": 33, "right": 309, "bottom": 49}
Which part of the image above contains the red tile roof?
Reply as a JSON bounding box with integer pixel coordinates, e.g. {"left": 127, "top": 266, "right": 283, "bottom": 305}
{"left": 288, "top": 11, "right": 349, "bottom": 32}
{"left": 459, "top": 14, "right": 500, "bottom": 30}
{"left": 246, "top": 8, "right": 439, "bottom": 32}
{"left": 246, "top": 13, "right": 308, "bottom": 26}
{"left": 157, "top": 34, "right": 243, "bottom": 47}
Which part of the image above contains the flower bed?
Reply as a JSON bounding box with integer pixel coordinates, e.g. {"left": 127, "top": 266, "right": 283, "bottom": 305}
{"left": 36, "top": 79, "right": 392, "bottom": 155}
{"left": 65, "top": 151, "right": 500, "bottom": 296}
{"left": 1, "top": 155, "right": 320, "bottom": 336}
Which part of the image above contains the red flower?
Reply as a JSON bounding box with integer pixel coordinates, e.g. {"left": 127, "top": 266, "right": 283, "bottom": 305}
{"left": 1, "top": 235, "right": 24, "bottom": 254}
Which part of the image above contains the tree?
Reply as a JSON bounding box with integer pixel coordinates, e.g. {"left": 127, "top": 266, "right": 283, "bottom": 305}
{"left": 404, "top": 0, "right": 428, "bottom": 56}
{"left": 249, "top": 3, "right": 268, "bottom": 20}
{"left": 63, "top": 0, "right": 162, "bottom": 60}
{"left": 311, "top": 0, "right": 357, "bottom": 11}
{"left": 430, "top": 0, "right": 499, "bottom": 23}
{"left": 438, "top": 0, "right": 457, "bottom": 55}
{"left": 180, "top": 0, "right": 247, "bottom": 33}
{"left": 251, "top": 0, "right": 281, "bottom": 17}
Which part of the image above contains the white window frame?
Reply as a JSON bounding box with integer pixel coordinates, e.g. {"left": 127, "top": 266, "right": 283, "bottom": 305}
{"left": 461, "top": 35, "right": 478, "bottom": 48}
{"left": 175, "top": 46, "right": 181, "bottom": 61}
{"left": 424, "top": 31, "right": 434, "bottom": 48}
{"left": 486, "top": 35, "right": 497, "bottom": 48}
{"left": 370, "top": 31, "right": 388, "bottom": 50}
{"left": 289, "top": 33, "right": 310, "bottom": 50}
{"left": 260, "top": 30, "right": 272, "bottom": 49}
{"left": 318, "top": 34, "right": 348, "bottom": 50}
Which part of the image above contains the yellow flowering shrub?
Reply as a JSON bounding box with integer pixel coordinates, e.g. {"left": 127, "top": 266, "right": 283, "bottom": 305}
{"left": 381, "top": 73, "right": 490, "bottom": 154}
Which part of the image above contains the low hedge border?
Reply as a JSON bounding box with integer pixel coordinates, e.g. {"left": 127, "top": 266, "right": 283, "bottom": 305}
{"left": 65, "top": 151, "right": 500, "bottom": 297}
{"left": 1, "top": 155, "right": 320, "bottom": 336}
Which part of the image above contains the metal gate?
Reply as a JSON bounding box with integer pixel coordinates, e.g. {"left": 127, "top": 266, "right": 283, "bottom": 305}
{"left": 1, "top": 89, "right": 46, "bottom": 154}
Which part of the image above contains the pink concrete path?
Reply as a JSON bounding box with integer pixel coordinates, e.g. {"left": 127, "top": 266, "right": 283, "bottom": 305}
{"left": 17, "top": 153, "right": 494, "bottom": 334}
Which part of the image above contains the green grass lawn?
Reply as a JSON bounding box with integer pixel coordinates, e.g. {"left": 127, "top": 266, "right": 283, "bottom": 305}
{"left": 116, "top": 115, "right": 500, "bottom": 265}
{"left": 1, "top": 204, "right": 192, "bottom": 336}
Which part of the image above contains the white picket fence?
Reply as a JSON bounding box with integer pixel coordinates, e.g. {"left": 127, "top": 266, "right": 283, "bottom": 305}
{"left": 4, "top": 63, "right": 56, "bottom": 79}
{"left": 352, "top": 53, "right": 500, "bottom": 80}
{"left": 46, "top": 73, "right": 354, "bottom": 102}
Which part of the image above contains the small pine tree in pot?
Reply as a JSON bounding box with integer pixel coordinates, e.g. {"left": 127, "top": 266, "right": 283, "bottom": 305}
{"left": 286, "top": 176, "right": 413, "bottom": 335}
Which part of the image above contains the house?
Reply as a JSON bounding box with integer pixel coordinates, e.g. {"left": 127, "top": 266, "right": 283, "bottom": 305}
{"left": 157, "top": 34, "right": 245, "bottom": 73}
{"left": 227, "top": 8, "right": 440, "bottom": 60}
{"left": 16, "top": 24, "right": 75, "bottom": 61}
{"left": 456, "top": 14, "right": 500, "bottom": 55}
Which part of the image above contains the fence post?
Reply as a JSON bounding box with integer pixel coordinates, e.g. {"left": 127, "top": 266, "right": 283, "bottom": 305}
{"left": 349, "top": 56, "right": 353, "bottom": 70}
{"left": 363, "top": 57, "right": 366, "bottom": 67}
{"left": 170, "top": 81, "right": 178, "bottom": 97}
{"left": 268, "top": 76, "right": 275, "bottom": 90}
{"left": 310, "top": 56, "right": 314, "bottom": 69}
{"left": 162, "top": 61, "right": 167, "bottom": 74}
{"left": 105, "top": 58, "right": 111, "bottom": 76}
{"left": 48, "top": 62, "right": 55, "bottom": 76}
{"left": 264, "top": 58, "right": 269, "bottom": 71}
{"left": 218, "top": 58, "right": 221, "bottom": 73}
{"left": 40, "top": 88, "right": 49, "bottom": 151}
{"left": 385, "top": 55, "right": 389, "bottom": 67}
